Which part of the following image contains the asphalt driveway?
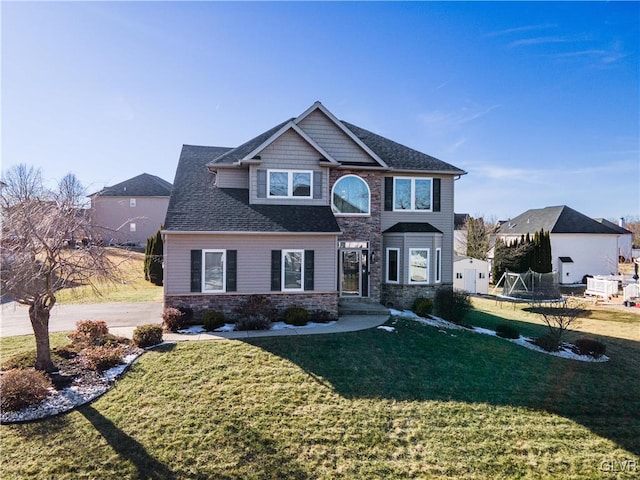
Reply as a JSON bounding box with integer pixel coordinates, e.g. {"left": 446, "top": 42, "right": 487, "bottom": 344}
{"left": 0, "top": 301, "right": 163, "bottom": 337}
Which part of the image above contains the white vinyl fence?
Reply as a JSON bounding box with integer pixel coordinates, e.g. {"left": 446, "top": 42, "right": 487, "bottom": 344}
{"left": 585, "top": 277, "right": 619, "bottom": 299}
{"left": 623, "top": 283, "right": 640, "bottom": 302}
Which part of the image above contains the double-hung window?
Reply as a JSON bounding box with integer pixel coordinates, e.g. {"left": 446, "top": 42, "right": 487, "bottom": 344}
{"left": 202, "top": 250, "right": 226, "bottom": 292}
{"left": 282, "top": 249, "right": 304, "bottom": 291}
{"left": 386, "top": 248, "right": 400, "bottom": 283}
{"left": 435, "top": 248, "right": 442, "bottom": 283}
{"left": 393, "top": 177, "right": 432, "bottom": 211}
{"left": 409, "top": 249, "right": 429, "bottom": 284}
{"left": 268, "top": 170, "right": 312, "bottom": 198}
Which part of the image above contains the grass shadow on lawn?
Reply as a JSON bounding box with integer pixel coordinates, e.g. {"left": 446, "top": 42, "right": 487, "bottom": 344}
{"left": 246, "top": 317, "right": 640, "bottom": 457}
{"left": 79, "top": 405, "right": 177, "bottom": 480}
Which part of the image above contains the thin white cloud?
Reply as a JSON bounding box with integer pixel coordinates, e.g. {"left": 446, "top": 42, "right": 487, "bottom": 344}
{"left": 485, "top": 24, "right": 557, "bottom": 38}
{"left": 418, "top": 104, "right": 501, "bottom": 136}
{"left": 509, "top": 36, "right": 574, "bottom": 48}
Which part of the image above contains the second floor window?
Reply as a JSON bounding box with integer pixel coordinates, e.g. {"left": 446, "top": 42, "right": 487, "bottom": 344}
{"left": 332, "top": 174, "right": 370, "bottom": 215}
{"left": 394, "top": 177, "right": 432, "bottom": 211}
{"left": 268, "top": 170, "right": 312, "bottom": 198}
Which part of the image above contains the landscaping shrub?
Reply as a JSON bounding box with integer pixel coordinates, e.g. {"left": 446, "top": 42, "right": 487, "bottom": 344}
{"left": 234, "top": 295, "right": 277, "bottom": 321}
{"left": 534, "top": 333, "right": 560, "bottom": 352}
{"left": 310, "top": 310, "right": 333, "bottom": 323}
{"left": 79, "top": 345, "right": 124, "bottom": 371}
{"left": 162, "top": 307, "right": 186, "bottom": 332}
{"left": 0, "top": 369, "right": 53, "bottom": 412}
{"left": 133, "top": 324, "right": 163, "bottom": 348}
{"left": 1, "top": 351, "right": 37, "bottom": 370}
{"left": 495, "top": 324, "right": 520, "bottom": 339}
{"left": 573, "top": 338, "right": 606, "bottom": 358}
{"left": 284, "top": 306, "right": 309, "bottom": 326}
{"left": 53, "top": 344, "right": 79, "bottom": 359}
{"left": 69, "top": 320, "right": 109, "bottom": 348}
{"left": 202, "top": 311, "right": 226, "bottom": 331}
{"left": 412, "top": 297, "right": 434, "bottom": 317}
{"left": 177, "top": 306, "right": 194, "bottom": 324}
{"left": 434, "top": 288, "right": 472, "bottom": 324}
{"left": 234, "top": 315, "right": 272, "bottom": 331}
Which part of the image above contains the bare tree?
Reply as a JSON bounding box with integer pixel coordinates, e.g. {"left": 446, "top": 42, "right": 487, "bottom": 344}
{"left": 1, "top": 165, "right": 122, "bottom": 371}
{"left": 465, "top": 216, "right": 493, "bottom": 260}
{"left": 532, "top": 304, "right": 586, "bottom": 350}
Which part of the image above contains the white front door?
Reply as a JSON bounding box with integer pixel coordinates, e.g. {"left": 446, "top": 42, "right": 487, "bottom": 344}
{"left": 464, "top": 268, "right": 477, "bottom": 293}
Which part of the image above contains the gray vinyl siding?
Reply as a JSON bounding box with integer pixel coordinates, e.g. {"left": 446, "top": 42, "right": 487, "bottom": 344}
{"left": 164, "top": 233, "right": 337, "bottom": 295}
{"left": 381, "top": 175, "right": 455, "bottom": 284}
{"left": 216, "top": 168, "right": 249, "bottom": 189}
{"left": 250, "top": 129, "right": 328, "bottom": 205}
{"left": 298, "top": 109, "right": 376, "bottom": 165}
{"left": 384, "top": 233, "right": 443, "bottom": 285}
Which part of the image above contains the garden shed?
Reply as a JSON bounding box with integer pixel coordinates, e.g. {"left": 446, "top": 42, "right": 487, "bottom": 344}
{"left": 453, "top": 256, "right": 489, "bottom": 294}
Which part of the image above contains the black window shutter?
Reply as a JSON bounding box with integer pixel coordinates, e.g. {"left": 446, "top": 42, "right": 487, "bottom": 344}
{"left": 304, "top": 250, "right": 314, "bottom": 291}
{"left": 384, "top": 177, "right": 393, "bottom": 211}
{"left": 257, "top": 169, "right": 267, "bottom": 198}
{"left": 226, "top": 250, "right": 237, "bottom": 292}
{"left": 433, "top": 178, "right": 441, "bottom": 212}
{"left": 190, "top": 250, "right": 202, "bottom": 292}
{"left": 313, "top": 171, "right": 322, "bottom": 199}
{"left": 271, "top": 250, "right": 282, "bottom": 291}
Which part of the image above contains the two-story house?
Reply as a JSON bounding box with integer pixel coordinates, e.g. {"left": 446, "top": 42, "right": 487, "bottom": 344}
{"left": 163, "top": 102, "right": 466, "bottom": 319}
{"left": 89, "top": 173, "right": 172, "bottom": 247}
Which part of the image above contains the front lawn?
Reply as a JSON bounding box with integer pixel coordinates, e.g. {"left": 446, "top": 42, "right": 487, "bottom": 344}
{"left": 1, "top": 304, "right": 638, "bottom": 479}
{"left": 54, "top": 248, "right": 163, "bottom": 304}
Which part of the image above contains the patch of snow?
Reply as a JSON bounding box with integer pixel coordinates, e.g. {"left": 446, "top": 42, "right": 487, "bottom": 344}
{"left": 377, "top": 326, "right": 396, "bottom": 333}
{"left": 177, "top": 325, "right": 206, "bottom": 334}
{"left": 390, "top": 309, "right": 609, "bottom": 363}
{"left": 214, "top": 324, "right": 235, "bottom": 332}
{"left": 0, "top": 352, "right": 142, "bottom": 424}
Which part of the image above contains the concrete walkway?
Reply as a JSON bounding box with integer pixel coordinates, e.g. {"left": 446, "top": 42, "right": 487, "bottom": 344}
{"left": 0, "top": 299, "right": 390, "bottom": 340}
{"left": 156, "top": 315, "right": 390, "bottom": 342}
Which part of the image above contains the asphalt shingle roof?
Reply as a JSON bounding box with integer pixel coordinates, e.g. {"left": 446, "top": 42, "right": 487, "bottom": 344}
{"left": 383, "top": 222, "right": 443, "bottom": 234}
{"left": 496, "top": 206, "right": 620, "bottom": 235}
{"left": 90, "top": 173, "right": 172, "bottom": 197}
{"left": 164, "top": 145, "right": 341, "bottom": 233}
{"left": 342, "top": 121, "right": 466, "bottom": 173}
{"left": 208, "top": 119, "right": 293, "bottom": 166}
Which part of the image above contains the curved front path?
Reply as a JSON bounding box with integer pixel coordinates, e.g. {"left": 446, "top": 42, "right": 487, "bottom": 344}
{"left": 158, "top": 315, "right": 391, "bottom": 342}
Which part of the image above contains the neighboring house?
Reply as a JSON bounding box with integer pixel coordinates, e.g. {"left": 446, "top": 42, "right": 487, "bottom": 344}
{"left": 89, "top": 173, "right": 172, "bottom": 246}
{"left": 453, "top": 255, "right": 489, "bottom": 294}
{"left": 494, "top": 205, "right": 620, "bottom": 284}
{"left": 163, "top": 101, "right": 466, "bottom": 318}
{"left": 594, "top": 218, "right": 633, "bottom": 262}
{"left": 453, "top": 213, "right": 469, "bottom": 255}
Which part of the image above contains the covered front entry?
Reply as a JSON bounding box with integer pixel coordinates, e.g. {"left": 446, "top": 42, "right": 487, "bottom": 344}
{"left": 339, "top": 241, "right": 369, "bottom": 297}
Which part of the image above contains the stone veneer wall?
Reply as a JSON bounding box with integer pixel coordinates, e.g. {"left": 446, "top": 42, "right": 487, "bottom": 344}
{"left": 330, "top": 170, "right": 383, "bottom": 303}
{"left": 382, "top": 283, "right": 453, "bottom": 310}
{"left": 165, "top": 292, "right": 338, "bottom": 321}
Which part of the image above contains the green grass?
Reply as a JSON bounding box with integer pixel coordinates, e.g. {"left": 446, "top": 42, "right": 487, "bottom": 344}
{"left": 1, "top": 304, "right": 638, "bottom": 479}
{"left": 55, "top": 248, "right": 162, "bottom": 305}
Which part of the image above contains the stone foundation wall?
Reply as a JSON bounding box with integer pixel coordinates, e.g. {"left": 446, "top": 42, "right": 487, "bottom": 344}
{"left": 382, "top": 283, "right": 453, "bottom": 310}
{"left": 165, "top": 292, "right": 339, "bottom": 321}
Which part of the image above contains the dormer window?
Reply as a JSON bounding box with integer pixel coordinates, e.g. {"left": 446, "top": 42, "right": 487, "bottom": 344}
{"left": 268, "top": 170, "right": 312, "bottom": 198}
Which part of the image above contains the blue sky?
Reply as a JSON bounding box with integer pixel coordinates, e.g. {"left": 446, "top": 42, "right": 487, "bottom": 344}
{"left": 2, "top": 1, "right": 638, "bottom": 220}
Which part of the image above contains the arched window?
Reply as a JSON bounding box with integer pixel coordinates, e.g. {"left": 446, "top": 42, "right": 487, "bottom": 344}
{"left": 332, "top": 175, "right": 370, "bottom": 215}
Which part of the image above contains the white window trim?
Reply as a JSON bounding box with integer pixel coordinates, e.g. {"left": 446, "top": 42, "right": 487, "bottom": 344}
{"left": 267, "top": 169, "right": 313, "bottom": 199}
{"left": 393, "top": 177, "right": 433, "bottom": 212}
{"left": 282, "top": 249, "right": 305, "bottom": 292}
{"left": 385, "top": 248, "right": 400, "bottom": 284}
{"left": 202, "top": 249, "right": 226, "bottom": 293}
{"left": 409, "top": 248, "right": 430, "bottom": 284}
{"left": 129, "top": 222, "right": 136, "bottom": 232}
{"left": 435, "top": 248, "right": 442, "bottom": 283}
{"left": 331, "top": 174, "right": 371, "bottom": 216}
{"left": 130, "top": 198, "right": 137, "bottom": 207}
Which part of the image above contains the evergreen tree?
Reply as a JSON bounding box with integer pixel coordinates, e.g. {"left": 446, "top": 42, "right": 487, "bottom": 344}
{"left": 148, "top": 228, "right": 164, "bottom": 286}
{"left": 465, "top": 216, "right": 490, "bottom": 260}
